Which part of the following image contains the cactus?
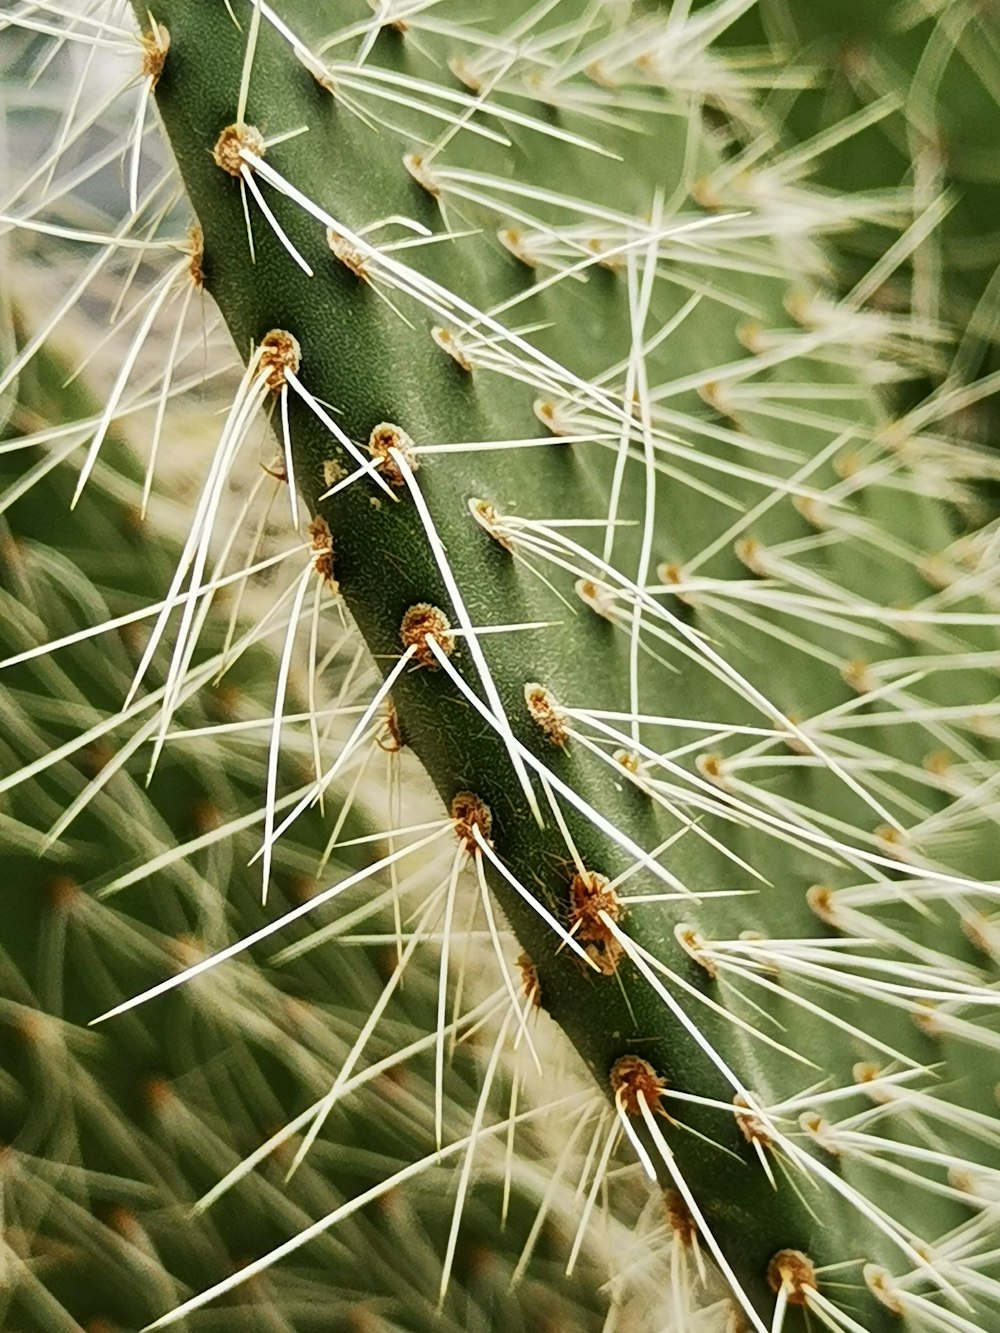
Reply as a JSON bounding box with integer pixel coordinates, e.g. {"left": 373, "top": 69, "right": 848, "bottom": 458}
{"left": 4, "top": 1, "right": 1000, "bottom": 1330}
{"left": 0, "top": 333, "right": 632, "bottom": 1328}
{"left": 0, "top": 32, "right": 633, "bottom": 1326}
{"left": 789, "top": 0, "right": 1000, "bottom": 381}
{"left": 701, "top": 0, "right": 1000, "bottom": 411}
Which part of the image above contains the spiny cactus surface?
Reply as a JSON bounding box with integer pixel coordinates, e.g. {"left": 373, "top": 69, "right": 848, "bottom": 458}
{"left": 706, "top": 0, "right": 1000, "bottom": 411}
{"left": 0, "top": 328, "right": 636, "bottom": 1331}
{"left": 3, "top": 0, "right": 1000, "bottom": 1330}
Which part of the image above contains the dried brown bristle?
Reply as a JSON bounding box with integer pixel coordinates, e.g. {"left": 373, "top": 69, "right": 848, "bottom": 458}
{"left": 212, "top": 122, "right": 264, "bottom": 177}
{"left": 767, "top": 1250, "right": 817, "bottom": 1306}
{"left": 261, "top": 457, "right": 288, "bottom": 483}
{"left": 524, "top": 683, "right": 568, "bottom": 746}
{"left": 451, "top": 791, "right": 492, "bottom": 852}
{"left": 610, "top": 1055, "right": 668, "bottom": 1115}
{"left": 734, "top": 1094, "right": 773, "bottom": 1148}
{"left": 258, "top": 329, "right": 301, "bottom": 392}
{"left": 367, "top": 422, "right": 418, "bottom": 487}
{"left": 308, "top": 516, "right": 336, "bottom": 588}
{"left": 664, "top": 1190, "right": 697, "bottom": 1246}
{"left": 185, "top": 224, "right": 205, "bottom": 288}
{"left": 400, "top": 603, "right": 454, "bottom": 668}
{"left": 569, "top": 869, "right": 624, "bottom": 975}
{"left": 376, "top": 700, "right": 403, "bottom": 753}
{"left": 516, "top": 953, "right": 541, "bottom": 1006}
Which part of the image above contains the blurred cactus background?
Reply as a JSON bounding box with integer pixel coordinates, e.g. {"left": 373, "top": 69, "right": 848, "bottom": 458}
{"left": 707, "top": 0, "right": 1000, "bottom": 438}
{"left": 1, "top": 2, "right": 999, "bottom": 1331}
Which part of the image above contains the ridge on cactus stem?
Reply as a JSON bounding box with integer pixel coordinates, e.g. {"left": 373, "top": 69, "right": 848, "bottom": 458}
{"left": 2, "top": 0, "right": 1000, "bottom": 1330}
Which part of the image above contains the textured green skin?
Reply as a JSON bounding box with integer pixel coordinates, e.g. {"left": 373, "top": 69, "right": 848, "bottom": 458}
{"left": 134, "top": 0, "right": 1000, "bottom": 1327}
{"left": 790, "top": 0, "right": 1000, "bottom": 348}
{"left": 713, "top": 0, "right": 1000, "bottom": 394}
{"left": 0, "top": 340, "right": 610, "bottom": 1331}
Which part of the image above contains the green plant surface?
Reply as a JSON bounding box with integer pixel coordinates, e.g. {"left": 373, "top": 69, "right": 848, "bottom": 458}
{"left": 0, "top": 328, "right": 637, "bottom": 1332}
{"left": 3, "top": 0, "right": 1000, "bottom": 1330}
{"left": 692, "top": 0, "right": 1000, "bottom": 418}
{"left": 785, "top": 0, "right": 1000, "bottom": 363}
